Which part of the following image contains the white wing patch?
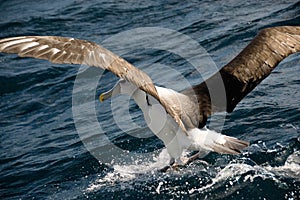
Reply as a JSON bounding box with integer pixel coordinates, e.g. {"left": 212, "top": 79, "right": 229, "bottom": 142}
{"left": 99, "top": 52, "right": 106, "bottom": 63}
{"left": 36, "top": 45, "right": 49, "bottom": 51}
{"left": 0, "top": 38, "right": 35, "bottom": 50}
{"left": 50, "top": 48, "right": 61, "bottom": 54}
{"left": 19, "top": 42, "right": 39, "bottom": 51}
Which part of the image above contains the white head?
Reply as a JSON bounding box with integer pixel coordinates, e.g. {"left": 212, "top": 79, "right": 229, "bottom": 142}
{"left": 99, "top": 79, "right": 138, "bottom": 102}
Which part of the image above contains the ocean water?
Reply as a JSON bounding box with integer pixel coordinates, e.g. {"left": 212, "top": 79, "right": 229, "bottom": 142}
{"left": 0, "top": 0, "right": 300, "bottom": 199}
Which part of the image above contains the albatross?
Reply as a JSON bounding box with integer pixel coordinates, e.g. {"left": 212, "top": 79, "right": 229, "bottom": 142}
{"left": 0, "top": 26, "right": 299, "bottom": 169}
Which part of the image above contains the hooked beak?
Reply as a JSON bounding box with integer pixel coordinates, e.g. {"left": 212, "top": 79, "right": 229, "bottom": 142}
{"left": 99, "top": 89, "right": 113, "bottom": 102}
{"left": 99, "top": 81, "right": 121, "bottom": 102}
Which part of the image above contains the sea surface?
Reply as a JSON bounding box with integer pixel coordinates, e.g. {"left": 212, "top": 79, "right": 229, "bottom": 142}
{"left": 1, "top": 0, "right": 300, "bottom": 199}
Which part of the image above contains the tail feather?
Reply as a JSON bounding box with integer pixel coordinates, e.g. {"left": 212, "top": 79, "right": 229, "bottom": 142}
{"left": 188, "top": 128, "right": 249, "bottom": 155}
{"left": 209, "top": 136, "right": 249, "bottom": 155}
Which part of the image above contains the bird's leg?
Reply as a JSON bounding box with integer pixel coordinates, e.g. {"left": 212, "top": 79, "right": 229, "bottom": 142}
{"left": 182, "top": 151, "right": 201, "bottom": 165}
{"left": 183, "top": 151, "right": 209, "bottom": 166}
{"left": 169, "top": 157, "right": 175, "bottom": 166}
{"left": 158, "top": 157, "right": 175, "bottom": 172}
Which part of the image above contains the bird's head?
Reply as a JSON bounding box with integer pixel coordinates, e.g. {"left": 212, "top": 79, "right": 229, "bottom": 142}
{"left": 99, "top": 79, "right": 138, "bottom": 102}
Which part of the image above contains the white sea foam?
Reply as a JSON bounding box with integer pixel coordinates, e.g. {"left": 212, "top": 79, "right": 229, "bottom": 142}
{"left": 266, "top": 150, "right": 300, "bottom": 179}
{"left": 189, "top": 151, "right": 300, "bottom": 196}
{"left": 86, "top": 149, "right": 171, "bottom": 192}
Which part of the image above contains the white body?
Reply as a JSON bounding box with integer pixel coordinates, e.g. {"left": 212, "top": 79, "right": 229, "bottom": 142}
{"left": 132, "top": 86, "right": 227, "bottom": 163}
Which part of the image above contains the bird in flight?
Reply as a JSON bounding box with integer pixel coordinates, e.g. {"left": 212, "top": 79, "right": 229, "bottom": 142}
{"left": 0, "top": 26, "right": 299, "bottom": 170}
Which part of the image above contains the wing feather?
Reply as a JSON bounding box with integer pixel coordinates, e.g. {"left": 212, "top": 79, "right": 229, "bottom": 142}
{"left": 182, "top": 26, "right": 300, "bottom": 127}
{"left": 0, "top": 35, "right": 187, "bottom": 132}
{"left": 1, "top": 26, "right": 299, "bottom": 130}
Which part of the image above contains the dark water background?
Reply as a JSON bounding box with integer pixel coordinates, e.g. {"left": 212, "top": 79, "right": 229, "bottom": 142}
{"left": 1, "top": 0, "right": 300, "bottom": 199}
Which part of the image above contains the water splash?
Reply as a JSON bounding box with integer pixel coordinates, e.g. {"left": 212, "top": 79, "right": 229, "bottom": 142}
{"left": 86, "top": 149, "right": 172, "bottom": 192}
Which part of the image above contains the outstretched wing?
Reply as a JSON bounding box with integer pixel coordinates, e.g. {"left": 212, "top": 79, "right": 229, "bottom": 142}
{"left": 182, "top": 26, "right": 300, "bottom": 128}
{"left": 0, "top": 36, "right": 187, "bottom": 132}
{"left": 0, "top": 36, "right": 158, "bottom": 96}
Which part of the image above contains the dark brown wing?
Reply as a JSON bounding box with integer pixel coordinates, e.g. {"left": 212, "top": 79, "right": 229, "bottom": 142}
{"left": 182, "top": 26, "right": 300, "bottom": 128}
{"left": 0, "top": 36, "right": 187, "bottom": 132}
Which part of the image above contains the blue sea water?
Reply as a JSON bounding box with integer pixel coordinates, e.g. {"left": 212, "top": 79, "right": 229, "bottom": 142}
{"left": 0, "top": 0, "right": 300, "bottom": 199}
